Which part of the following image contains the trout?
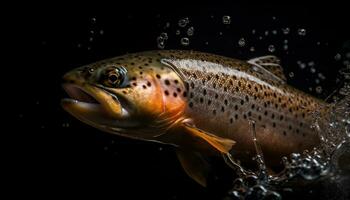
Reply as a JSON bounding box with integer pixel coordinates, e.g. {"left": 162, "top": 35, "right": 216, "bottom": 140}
{"left": 61, "top": 50, "right": 325, "bottom": 186}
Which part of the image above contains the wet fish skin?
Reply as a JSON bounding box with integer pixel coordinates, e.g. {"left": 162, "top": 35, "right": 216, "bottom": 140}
{"left": 61, "top": 50, "right": 326, "bottom": 184}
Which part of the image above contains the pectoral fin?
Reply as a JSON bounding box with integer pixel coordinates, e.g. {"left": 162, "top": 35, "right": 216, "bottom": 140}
{"left": 176, "top": 150, "right": 210, "bottom": 187}
{"left": 182, "top": 122, "right": 236, "bottom": 154}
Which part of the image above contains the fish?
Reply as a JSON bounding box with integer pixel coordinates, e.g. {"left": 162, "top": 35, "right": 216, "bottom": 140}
{"left": 61, "top": 50, "right": 327, "bottom": 187}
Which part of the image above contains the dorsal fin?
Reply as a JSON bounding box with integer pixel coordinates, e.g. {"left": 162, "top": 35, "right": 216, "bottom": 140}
{"left": 247, "top": 55, "right": 286, "bottom": 83}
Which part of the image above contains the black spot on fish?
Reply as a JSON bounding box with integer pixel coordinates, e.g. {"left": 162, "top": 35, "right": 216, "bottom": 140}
{"left": 173, "top": 92, "right": 177, "bottom": 97}
{"left": 200, "top": 97, "right": 204, "bottom": 103}
{"left": 221, "top": 106, "right": 225, "bottom": 112}
{"left": 164, "top": 90, "right": 169, "bottom": 96}
{"left": 183, "top": 91, "right": 187, "bottom": 97}
{"left": 240, "top": 100, "right": 244, "bottom": 105}
{"left": 189, "top": 102, "right": 193, "bottom": 108}
{"left": 230, "top": 118, "right": 233, "bottom": 123}
{"left": 203, "top": 89, "right": 207, "bottom": 96}
{"left": 234, "top": 105, "right": 238, "bottom": 110}
{"left": 147, "top": 81, "right": 151, "bottom": 87}
{"left": 213, "top": 109, "right": 216, "bottom": 115}
{"left": 156, "top": 74, "right": 161, "bottom": 79}
{"left": 190, "top": 82, "right": 195, "bottom": 89}
{"left": 208, "top": 100, "right": 212, "bottom": 105}
{"left": 177, "top": 88, "right": 181, "bottom": 93}
{"left": 165, "top": 80, "right": 170, "bottom": 85}
{"left": 174, "top": 79, "right": 179, "bottom": 84}
{"left": 215, "top": 94, "right": 219, "bottom": 99}
{"left": 224, "top": 99, "right": 228, "bottom": 105}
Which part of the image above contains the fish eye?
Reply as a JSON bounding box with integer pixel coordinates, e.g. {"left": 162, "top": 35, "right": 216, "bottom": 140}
{"left": 102, "top": 66, "right": 128, "bottom": 88}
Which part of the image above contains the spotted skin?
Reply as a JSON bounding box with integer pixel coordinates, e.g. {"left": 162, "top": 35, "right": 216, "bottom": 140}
{"left": 62, "top": 50, "right": 325, "bottom": 166}
{"left": 156, "top": 50, "right": 324, "bottom": 165}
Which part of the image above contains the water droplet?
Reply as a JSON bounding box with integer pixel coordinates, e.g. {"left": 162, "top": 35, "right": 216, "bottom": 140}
{"left": 187, "top": 27, "right": 194, "bottom": 36}
{"left": 315, "top": 79, "right": 320, "bottom": 84}
{"left": 99, "top": 30, "right": 104, "bottom": 35}
{"left": 104, "top": 146, "right": 108, "bottom": 151}
{"left": 160, "top": 32, "right": 168, "bottom": 40}
{"left": 77, "top": 43, "right": 82, "bottom": 48}
{"left": 317, "top": 41, "right": 321, "bottom": 45}
{"left": 259, "top": 36, "right": 263, "bottom": 40}
{"left": 265, "top": 31, "right": 269, "bottom": 36}
{"left": 238, "top": 38, "right": 246, "bottom": 47}
{"left": 283, "top": 45, "right": 288, "bottom": 50}
{"left": 252, "top": 29, "right": 256, "bottom": 34}
{"left": 219, "top": 32, "right": 223, "bottom": 36}
{"left": 272, "top": 16, "right": 276, "bottom": 20}
{"left": 157, "top": 36, "right": 165, "bottom": 49}
{"left": 310, "top": 67, "right": 316, "bottom": 73}
{"left": 335, "top": 53, "right": 342, "bottom": 61}
{"left": 308, "top": 61, "right": 315, "bottom": 67}
{"left": 282, "top": 27, "right": 290, "bottom": 34}
{"left": 165, "top": 22, "right": 170, "bottom": 28}
{"left": 268, "top": 45, "right": 275, "bottom": 52}
{"left": 178, "top": 17, "right": 189, "bottom": 27}
{"left": 250, "top": 47, "right": 255, "bottom": 52}
{"left": 90, "top": 30, "right": 94, "bottom": 34}
{"left": 175, "top": 30, "right": 181, "bottom": 35}
{"left": 284, "top": 39, "right": 288, "bottom": 44}
{"left": 91, "top": 17, "right": 96, "bottom": 23}
{"left": 272, "top": 30, "right": 277, "bottom": 35}
{"left": 298, "top": 28, "right": 306, "bottom": 36}
{"left": 180, "top": 37, "right": 190, "bottom": 46}
{"left": 159, "top": 147, "right": 163, "bottom": 151}
{"left": 89, "top": 37, "right": 94, "bottom": 42}
{"left": 222, "top": 15, "right": 231, "bottom": 24}
{"left": 316, "top": 86, "right": 323, "bottom": 94}
{"left": 318, "top": 73, "right": 326, "bottom": 80}
{"left": 205, "top": 41, "right": 209, "bottom": 45}
{"left": 289, "top": 72, "right": 294, "bottom": 78}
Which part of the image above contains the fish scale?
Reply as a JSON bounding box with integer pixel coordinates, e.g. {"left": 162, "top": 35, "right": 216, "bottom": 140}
{"left": 62, "top": 50, "right": 328, "bottom": 186}
{"left": 158, "top": 50, "right": 324, "bottom": 164}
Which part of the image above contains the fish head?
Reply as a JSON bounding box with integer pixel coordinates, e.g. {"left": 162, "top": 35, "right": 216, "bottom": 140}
{"left": 61, "top": 52, "right": 187, "bottom": 140}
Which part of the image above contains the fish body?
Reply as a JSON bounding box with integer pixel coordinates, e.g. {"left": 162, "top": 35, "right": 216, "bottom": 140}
{"left": 62, "top": 50, "right": 325, "bottom": 186}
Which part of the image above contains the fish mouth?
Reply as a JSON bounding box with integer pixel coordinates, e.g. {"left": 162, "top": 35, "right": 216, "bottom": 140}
{"left": 61, "top": 83, "right": 137, "bottom": 129}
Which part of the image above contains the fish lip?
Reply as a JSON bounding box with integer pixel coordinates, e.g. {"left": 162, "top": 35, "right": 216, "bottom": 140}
{"left": 61, "top": 82, "right": 132, "bottom": 123}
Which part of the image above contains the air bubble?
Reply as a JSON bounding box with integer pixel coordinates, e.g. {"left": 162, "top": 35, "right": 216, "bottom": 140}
{"left": 160, "top": 32, "right": 168, "bottom": 40}
{"left": 335, "top": 53, "right": 342, "bottom": 61}
{"left": 316, "top": 86, "right": 323, "bottom": 94}
{"left": 310, "top": 67, "right": 316, "bottom": 73}
{"left": 282, "top": 27, "right": 290, "bottom": 34}
{"left": 268, "top": 45, "right": 275, "bottom": 52}
{"left": 238, "top": 38, "right": 246, "bottom": 47}
{"left": 298, "top": 28, "right": 306, "bottom": 36}
{"left": 180, "top": 37, "right": 190, "bottom": 46}
{"left": 222, "top": 15, "right": 231, "bottom": 24}
{"left": 178, "top": 17, "right": 189, "bottom": 27}
{"left": 157, "top": 36, "right": 166, "bottom": 49}
{"left": 187, "top": 27, "right": 194, "bottom": 36}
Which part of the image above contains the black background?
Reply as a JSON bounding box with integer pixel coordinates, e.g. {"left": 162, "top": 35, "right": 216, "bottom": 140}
{"left": 8, "top": 2, "right": 350, "bottom": 199}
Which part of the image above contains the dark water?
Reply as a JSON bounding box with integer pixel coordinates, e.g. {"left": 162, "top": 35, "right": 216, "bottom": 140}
{"left": 8, "top": 3, "right": 350, "bottom": 199}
